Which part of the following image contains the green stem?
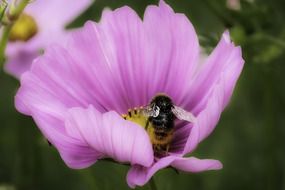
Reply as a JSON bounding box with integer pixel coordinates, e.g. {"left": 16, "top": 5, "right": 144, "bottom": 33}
{"left": 0, "top": 0, "right": 8, "bottom": 22}
{"left": 9, "top": 0, "right": 30, "bottom": 20}
{"left": 0, "top": 24, "right": 11, "bottom": 64}
{"left": 0, "top": 0, "right": 30, "bottom": 66}
{"left": 149, "top": 177, "right": 158, "bottom": 190}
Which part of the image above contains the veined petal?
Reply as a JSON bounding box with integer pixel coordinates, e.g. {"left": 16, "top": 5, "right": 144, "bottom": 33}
{"left": 30, "top": 111, "right": 101, "bottom": 169}
{"left": 16, "top": 58, "right": 102, "bottom": 168}
{"left": 66, "top": 6, "right": 146, "bottom": 112}
{"left": 13, "top": 1, "right": 242, "bottom": 186}
{"left": 142, "top": 0, "right": 200, "bottom": 104}
{"left": 183, "top": 31, "right": 244, "bottom": 115}
{"left": 183, "top": 79, "right": 225, "bottom": 154}
{"left": 15, "top": 45, "right": 110, "bottom": 116}
{"left": 196, "top": 80, "right": 225, "bottom": 143}
{"left": 181, "top": 32, "right": 244, "bottom": 154}
{"left": 182, "top": 123, "right": 200, "bottom": 155}
{"left": 65, "top": 1, "right": 200, "bottom": 111}
{"left": 65, "top": 105, "right": 154, "bottom": 167}
{"left": 67, "top": 1, "right": 200, "bottom": 110}
{"left": 170, "top": 121, "right": 192, "bottom": 153}
{"left": 15, "top": 1, "right": 202, "bottom": 112}
{"left": 127, "top": 155, "right": 222, "bottom": 188}
{"left": 98, "top": 6, "right": 146, "bottom": 107}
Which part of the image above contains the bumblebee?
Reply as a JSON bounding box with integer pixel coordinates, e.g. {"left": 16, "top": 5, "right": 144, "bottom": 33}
{"left": 123, "top": 94, "right": 196, "bottom": 155}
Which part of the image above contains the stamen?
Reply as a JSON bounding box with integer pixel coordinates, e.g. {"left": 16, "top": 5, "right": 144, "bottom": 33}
{"left": 128, "top": 109, "right": 131, "bottom": 117}
{"left": 122, "top": 107, "right": 169, "bottom": 156}
{"left": 122, "top": 107, "right": 149, "bottom": 128}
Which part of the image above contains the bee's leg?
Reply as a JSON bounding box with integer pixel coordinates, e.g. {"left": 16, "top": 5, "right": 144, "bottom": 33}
{"left": 153, "top": 144, "right": 160, "bottom": 154}
{"left": 165, "top": 144, "right": 170, "bottom": 155}
{"left": 145, "top": 119, "right": 150, "bottom": 130}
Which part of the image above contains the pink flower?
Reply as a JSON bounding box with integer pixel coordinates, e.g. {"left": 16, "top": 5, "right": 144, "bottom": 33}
{"left": 5, "top": 0, "right": 92, "bottom": 78}
{"left": 15, "top": 0, "right": 244, "bottom": 188}
{"left": 227, "top": 0, "right": 241, "bottom": 10}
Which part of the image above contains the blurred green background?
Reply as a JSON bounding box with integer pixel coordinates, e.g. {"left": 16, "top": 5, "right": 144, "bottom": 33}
{"left": 1, "top": 0, "right": 285, "bottom": 189}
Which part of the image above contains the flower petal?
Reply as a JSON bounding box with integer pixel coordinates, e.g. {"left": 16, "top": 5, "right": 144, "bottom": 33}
{"left": 5, "top": 29, "right": 67, "bottom": 78}
{"left": 66, "top": 6, "right": 145, "bottom": 112}
{"left": 4, "top": 50, "right": 38, "bottom": 78}
{"left": 16, "top": 44, "right": 153, "bottom": 167}
{"left": 183, "top": 31, "right": 244, "bottom": 115}
{"left": 195, "top": 81, "right": 225, "bottom": 143}
{"left": 65, "top": 105, "right": 154, "bottom": 167}
{"left": 171, "top": 157, "right": 222, "bottom": 172}
{"left": 29, "top": 111, "right": 101, "bottom": 169}
{"left": 170, "top": 121, "right": 192, "bottom": 153}
{"left": 65, "top": 1, "right": 200, "bottom": 110}
{"left": 181, "top": 32, "right": 244, "bottom": 154}
{"left": 14, "top": 46, "right": 110, "bottom": 168}
{"left": 15, "top": 45, "right": 111, "bottom": 116}
{"left": 142, "top": 0, "right": 200, "bottom": 104}
{"left": 127, "top": 155, "right": 222, "bottom": 188}
{"left": 15, "top": 0, "right": 201, "bottom": 112}
{"left": 5, "top": 0, "right": 92, "bottom": 78}
{"left": 25, "top": 0, "right": 92, "bottom": 29}
{"left": 182, "top": 79, "right": 225, "bottom": 154}
{"left": 182, "top": 122, "right": 200, "bottom": 155}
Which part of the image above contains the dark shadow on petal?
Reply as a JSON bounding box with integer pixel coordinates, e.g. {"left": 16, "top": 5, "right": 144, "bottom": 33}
{"left": 170, "top": 121, "right": 192, "bottom": 154}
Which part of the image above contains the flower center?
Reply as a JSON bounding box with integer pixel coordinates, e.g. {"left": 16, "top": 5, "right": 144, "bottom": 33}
{"left": 9, "top": 13, "right": 38, "bottom": 42}
{"left": 122, "top": 107, "right": 149, "bottom": 128}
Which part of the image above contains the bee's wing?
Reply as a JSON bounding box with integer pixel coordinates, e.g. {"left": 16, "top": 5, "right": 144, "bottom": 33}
{"left": 141, "top": 105, "right": 160, "bottom": 117}
{"left": 172, "top": 105, "right": 196, "bottom": 123}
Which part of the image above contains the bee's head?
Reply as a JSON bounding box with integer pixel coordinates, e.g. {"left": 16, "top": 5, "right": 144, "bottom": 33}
{"left": 151, "top": 94, "right": 174, "bottom": 112}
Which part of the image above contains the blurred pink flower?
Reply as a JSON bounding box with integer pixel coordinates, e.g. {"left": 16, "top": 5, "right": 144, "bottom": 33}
{"left": 227, "top": 0, "right": 241, "bottom": 10}
{"left": 227, "top": 0, "right": 255, "bottom": 10}
{"left": 5, "top": 0, "right": 92, "bottom": 78}
{"left": 15, "top": 0, "right": 244, "bottom": 188}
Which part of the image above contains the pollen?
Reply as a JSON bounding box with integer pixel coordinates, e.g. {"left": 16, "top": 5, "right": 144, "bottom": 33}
{"left": 122, "top": 107, "right": 158, "bottom": 149}
{"left": 9, "top": 13, "right": 38, "bottom": 42}
{"left": 122, "top": 107, "right": 148, "bottom": 128}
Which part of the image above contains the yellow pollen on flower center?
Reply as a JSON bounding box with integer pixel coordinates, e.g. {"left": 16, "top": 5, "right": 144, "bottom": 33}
{"left": 9, "top": 13, "right": 38, "bottom": 42}
{"left": 122, "top": 108, "right": 160, "bottom": 151}
{"left": 122, "top": 107, "right": 149, "bottom": 128}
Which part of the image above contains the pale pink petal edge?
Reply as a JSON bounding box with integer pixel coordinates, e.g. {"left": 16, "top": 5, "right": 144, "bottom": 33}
{"left": 65, "top": 105, "right": 154, "bottom": 167}
{"left": 127, "top": 155, "right": 222, "bottom": 188}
